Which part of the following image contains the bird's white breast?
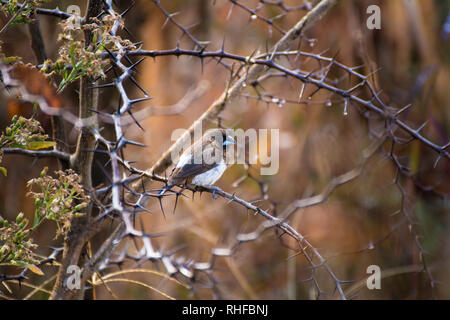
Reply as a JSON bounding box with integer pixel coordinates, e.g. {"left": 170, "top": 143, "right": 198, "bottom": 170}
{"left": 192, "top": 162, "right": 227, "bottom": 186}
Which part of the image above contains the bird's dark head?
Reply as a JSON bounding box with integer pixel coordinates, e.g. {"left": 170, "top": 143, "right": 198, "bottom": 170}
{"left": 205, "top": 128, "right": 236, "bottom": 149}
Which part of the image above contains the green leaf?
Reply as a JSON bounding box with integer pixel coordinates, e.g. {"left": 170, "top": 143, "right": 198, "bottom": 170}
{"left": 10, "top": 143, "right": 27, "bottom": 149}
{"left": 3, "top": 56, "right": 22, "bottom": 64}
{"left": 33, "top": 208, "right": 40, "bottom": 228}
{"left": 57, "top": 79, "right": 66, "bottom": 92}
{"left": 27, "top": 141, "right": 56, "bottom": 150}
{"left": 27, "top": 264, "right": 44, "bottom": 276}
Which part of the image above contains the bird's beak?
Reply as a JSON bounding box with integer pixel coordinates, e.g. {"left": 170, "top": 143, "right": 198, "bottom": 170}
{"left": 222, "top": 136, "right": 236, "bottom": 146}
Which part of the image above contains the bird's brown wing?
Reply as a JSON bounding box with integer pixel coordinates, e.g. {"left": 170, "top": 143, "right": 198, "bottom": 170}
{"left": 169, "top": 143, "right": 219, "bottom": 185}
{"left": 169, "top": 162, "right": 217, "bottom": 185}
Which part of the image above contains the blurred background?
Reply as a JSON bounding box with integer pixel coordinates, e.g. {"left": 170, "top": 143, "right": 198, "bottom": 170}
{"left": 0, "top": 0, "right": 449, "bottom": 299}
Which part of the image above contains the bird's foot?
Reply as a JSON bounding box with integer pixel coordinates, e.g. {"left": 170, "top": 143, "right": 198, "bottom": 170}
{"left": 205, "top": 185, "right": 220, "bottom": 199}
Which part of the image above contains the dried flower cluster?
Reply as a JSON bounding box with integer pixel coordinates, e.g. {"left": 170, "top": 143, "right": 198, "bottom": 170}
{"left": 0, "top": 213, "right": 38, "bottom": 266}
{"left": 27, "top": 168, "right": 90, "bottom": 239}
{"left": 87, "top": 13, "right": 135, "bottom": 50}
{"left": 0, "top": 115, "right": 54, "bottom": 150}
{"left": 41, "top": 13, "right": 134, "bottom": 92}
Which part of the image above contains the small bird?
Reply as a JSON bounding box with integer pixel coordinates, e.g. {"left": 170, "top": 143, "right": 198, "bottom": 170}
{"left": 159, "top": 128, "right": 236, "bottom": 195}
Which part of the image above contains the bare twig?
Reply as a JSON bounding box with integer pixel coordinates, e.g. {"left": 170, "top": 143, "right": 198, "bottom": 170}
{"left": 2, "top": 148, "right": 70, "bottom": 161}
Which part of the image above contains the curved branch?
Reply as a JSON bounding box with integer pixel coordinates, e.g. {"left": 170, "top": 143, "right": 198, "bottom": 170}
{"left": 2, "top": 148, "right": 70, "bottom": 162}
